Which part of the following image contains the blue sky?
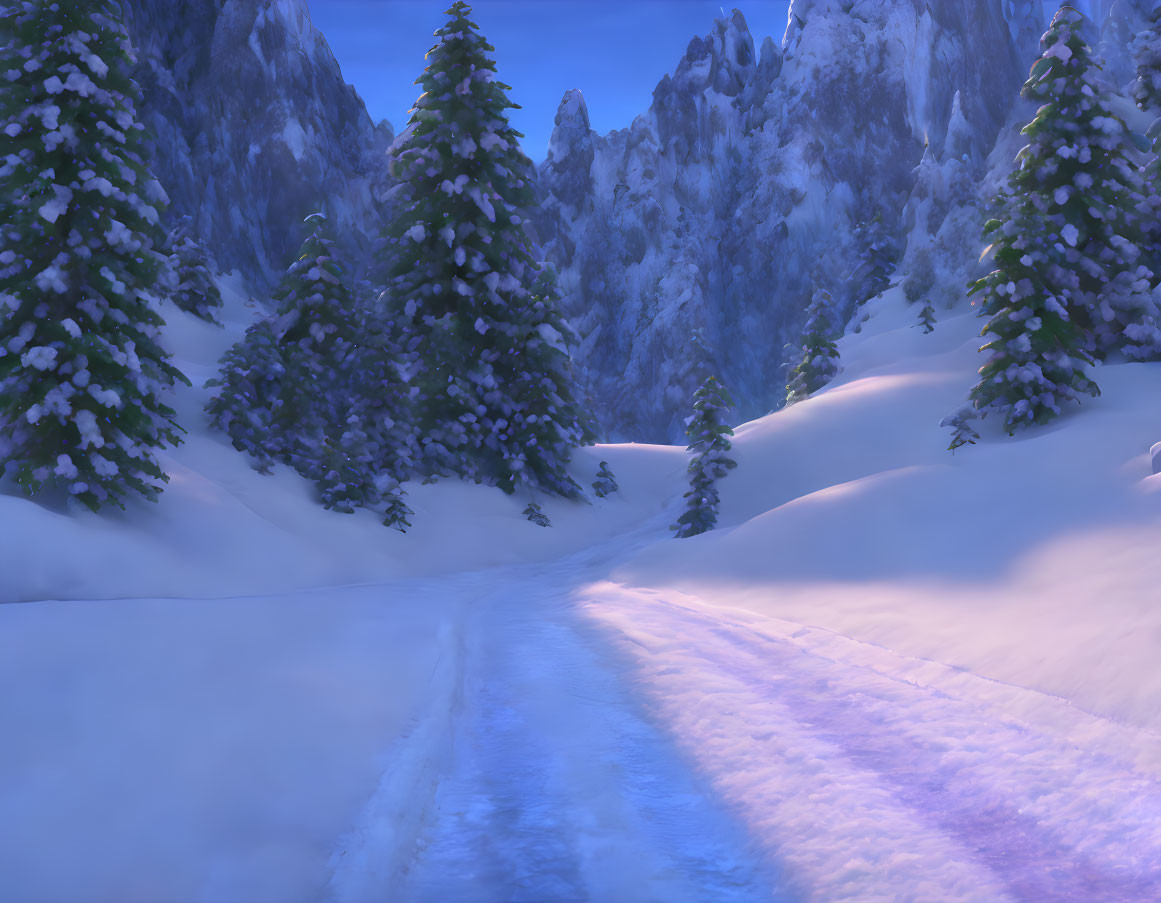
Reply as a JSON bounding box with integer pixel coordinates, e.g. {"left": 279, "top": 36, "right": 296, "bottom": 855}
{"left": 306, "top": 1, "right": 793, "bottom": 162}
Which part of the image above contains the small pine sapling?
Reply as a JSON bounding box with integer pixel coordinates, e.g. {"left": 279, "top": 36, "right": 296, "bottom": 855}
{"left": 592, "top": 461, "right": 619, "bottom": 498}
{"left": 786, "top": 289, "right": 841, "bottom": 405}
{"left": 940, "top": 403, "right": 981, "bottom": 452}
{"left": 916, "top": 299, "right": 937, "bottom": 334}
{"left": 523, "top": 502, "right": 551, "bottom": 526}
{"left": 165, "top": 216, "right": 223, "bottom": 323}
{"left": 381, "top": 483, "right": 414, "bottom": 532}
{"left": 672, "top": 375, "right": 737, "bottom": 538}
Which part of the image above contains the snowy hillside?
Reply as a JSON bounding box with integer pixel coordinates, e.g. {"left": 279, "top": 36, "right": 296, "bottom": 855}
{"left": 5, "top": 0, "right": 1161, "bottom": 900}
{"left": 4, "top": 279, "right": 1161, "bottom": 900}
{"left": 0, "top": 277, "right": 683, "bottom": 604}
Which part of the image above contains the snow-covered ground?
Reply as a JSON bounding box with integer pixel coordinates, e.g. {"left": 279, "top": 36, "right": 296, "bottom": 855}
{"left": 3, "top": 283, "right": 1161, "bottom": 901}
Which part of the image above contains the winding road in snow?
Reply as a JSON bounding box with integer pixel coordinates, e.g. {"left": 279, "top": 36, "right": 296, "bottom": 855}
{"left": 322, "top": 531, "right": 1161, "bottom": 903}
{"left": 326, "top": 555, "right": 788, "bottom": 903}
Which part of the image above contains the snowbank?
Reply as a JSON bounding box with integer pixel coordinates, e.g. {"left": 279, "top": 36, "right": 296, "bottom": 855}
{"left": 601, "top": 289, "right": 1161, "bottom": 734}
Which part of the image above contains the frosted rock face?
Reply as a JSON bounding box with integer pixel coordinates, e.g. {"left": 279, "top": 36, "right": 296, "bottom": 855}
{"left": 535, "top": 2, "right": 1023, "bottom": 442}
{"left": 122, "top": 0, "right": 390, "bottom": 287}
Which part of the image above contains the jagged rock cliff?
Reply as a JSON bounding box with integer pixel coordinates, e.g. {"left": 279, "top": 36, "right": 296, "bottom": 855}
{"left": 122, "top": 0, "right": 390, "bottom": 289}
{"left": 534, "top": 0, "right": 1027, "bottom": 442}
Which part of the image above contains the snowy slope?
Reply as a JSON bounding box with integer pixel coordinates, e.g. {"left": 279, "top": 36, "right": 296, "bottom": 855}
{"left": 575, "top": 291, "right": 1161, "bottom": 900}
{"left": 3, "top": 281, "right": 1161, "bottom": 900}
{"left": 0, "top": 279, "right": 684, "bottom": 604}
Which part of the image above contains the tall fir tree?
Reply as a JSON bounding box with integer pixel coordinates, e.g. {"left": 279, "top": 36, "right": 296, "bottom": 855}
{"left": 671, "top": 375, "right": 737, "bottom": 539}
{"left": 786, "top": 288, "right": 841, "bottom": 405}
{"left": 0, "top": 0, "right": 187, "bottom": 511}
{"left": 954, "top": 7, "right": 1125, "bottom": 443}
{"left": 164, "top": 215, "right": 223, "bottom": 324}
{"left": 384, "top": 1, "right": 591, "bottom": 497}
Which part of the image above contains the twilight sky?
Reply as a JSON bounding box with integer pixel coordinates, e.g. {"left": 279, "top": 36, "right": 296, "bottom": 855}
{"left": 306, "top": 0, "right": 793, "bottom": 162}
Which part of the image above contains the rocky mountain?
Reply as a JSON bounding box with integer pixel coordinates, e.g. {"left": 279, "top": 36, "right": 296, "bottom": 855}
{"left": 533, "top": 1, "right": 1028, "bottom": 441}
{"left": 122, "top": 0, "right": 391, "bottom": 290}
{"left": 534, "top": 0, "right": 1154, "bottom": 442}
{"left": 117, "top": 0, "right": 1154, "bottom": 443}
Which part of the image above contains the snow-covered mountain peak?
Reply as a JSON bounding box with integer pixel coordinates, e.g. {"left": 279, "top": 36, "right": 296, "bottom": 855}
{"left": 547, "top": 89, "right": 593, "bottom": 165}
{"left": 667, "top": 8, "right": 757, "bottom": 99}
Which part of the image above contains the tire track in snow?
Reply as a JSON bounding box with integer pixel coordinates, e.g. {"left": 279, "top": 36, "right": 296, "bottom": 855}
{"left": 578, "top": 583, "right": 1161, "bottom": 902}
{"left": 376, "top": 570, "right": 789, "bottom": 903}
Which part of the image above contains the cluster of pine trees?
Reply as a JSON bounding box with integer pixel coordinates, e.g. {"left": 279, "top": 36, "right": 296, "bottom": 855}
{"left": 0, "top": 0, "right": 597, "bottom": 528}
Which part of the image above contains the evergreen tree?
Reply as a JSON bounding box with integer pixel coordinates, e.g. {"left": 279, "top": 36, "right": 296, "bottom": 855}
{"left": 1016, "top": 7, "right": 1158, "bottom": 360}
{"left": 941, "top": 403, "right": 980, "bottom": 452}
{"left": 380, "top": 479, "right": 413, "bottom": 532}
{"left": 786, "top": 289, "right": 841, "bottom": 405}
{"left": 204, "top": 318, "right": 287, "bottom": 473}
{"left": 955, "top": 7, "right": 1117, "bottom": 441}
{"left": 384, "top": 1, "right": 591, "bottom": 497}
{"left": 852, "top": 211, "right": 900, "bottom": 304}
{"left": 0, "top": 0, "right": 188, "bottom": 511}
{"left": 592, "top": 460, "right": 618, "bottom": 498}
{"left": 165, "top": 215, "right": 223, "bottom": 323}
{"left": 523, "top": 501, "right": 550, "bottom": 526}
{"left": 916, "top": 298, "right": 937, "bottom": 334}
{"left": 206, "top": 214, "right": 412, "bottom": 516}
{"left": 316, "top": 408, "right": 379, "bottom": 514}
{"left": 671, "top": 375, "right": 737, "bottom": 539}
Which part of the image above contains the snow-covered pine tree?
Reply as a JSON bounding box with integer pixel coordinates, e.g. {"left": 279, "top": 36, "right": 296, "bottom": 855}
{"left": 489, "top": 265, "right": 595, "bottom": 497}
{"left": 592, "top": 460, "right": 618, "bottom": 498}
{"left": 165, "top": 215, "right": 223, "bottom": 323}
{"left": 0, "top": 0, "right": 188, "bottom": 511}
{"left": 671, "top": 375, "right": 737, "bottom": 539}
{"left": 785, "top": 289, "right": 840, "bottom": 405}
{"left": 916, "top": 298, "right": 937, "bottom": 334}
{"left": 206, "top": 214, "right": 412, "bottom": 516}
{"left": 523, "top": 501, "right": 550, "bottom": 526}
{"left": 204, "top": 318, "right": 287, "bottom": 473}
{"left": 264, "top": 213, "right": 371, "bottom": 481}
{"left": 954, "top": 8, "right": 1115, "bottom": 442}
{"left": 317, "top": 411, "right": 377, "bottom": 514}
{"left": 381, "top": 481, "right": 413, "bottom": 532}
{"left": 940, "top": 403, "right": 980, "bottom": 451}
{"left": 383, "top": 2, "right": 591, "bottom": 497}
{"left": 1010, "top": 6, "right": 1159, "bottom": 361}
{"left": 852, "top": 211, "right": 900, "bottom": 304}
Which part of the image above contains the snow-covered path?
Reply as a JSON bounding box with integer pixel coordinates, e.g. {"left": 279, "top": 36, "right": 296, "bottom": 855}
{"left": 578, "top": 583, "right": 1161, "bottom": 902}
{"left": 327, "top": 563, "right": 787, "bottom": 903}
{"left": 7, "top": 527, "right": 1161, "bottom": 902}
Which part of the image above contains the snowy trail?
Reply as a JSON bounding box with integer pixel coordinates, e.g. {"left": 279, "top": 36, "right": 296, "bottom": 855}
{"left": 327, "top": 561, "right": 789, "bottom": 902}
{"left": 578, "top": 583, "right": 1161, "bottom": 902}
